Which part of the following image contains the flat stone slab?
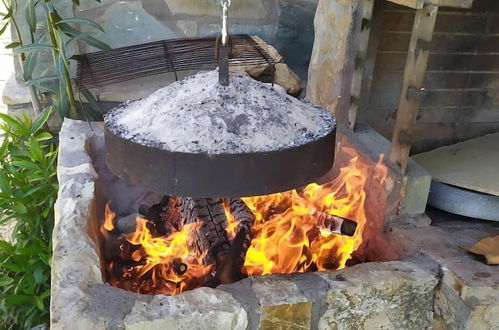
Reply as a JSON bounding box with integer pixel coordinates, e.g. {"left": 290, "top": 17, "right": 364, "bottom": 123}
{"left": 413, "top": 133, "right": 499, "bottom": 196}
{"left": 388, "top": 212, "right": 499, "bottom": 330}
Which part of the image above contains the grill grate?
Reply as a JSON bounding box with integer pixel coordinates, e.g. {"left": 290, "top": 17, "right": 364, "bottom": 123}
{"left": 76, "top": 35, "right": 276, "bottom": 90}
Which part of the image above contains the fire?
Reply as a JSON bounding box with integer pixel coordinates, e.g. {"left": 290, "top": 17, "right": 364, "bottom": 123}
{"left": 101, "top": 146, "right": 387, "bottom": 294}
{"left": 102, "top": 205, "right": 213, "bottom": 295}
{"left": 239, "top": 147, "right": 380, "bottom": 276}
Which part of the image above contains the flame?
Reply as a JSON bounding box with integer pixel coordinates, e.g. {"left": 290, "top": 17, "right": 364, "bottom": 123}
{"left": 101, "top": 146, "right": 387, "bottom": 294}
{"left": 238, "top": 146, "right": 386, "bottom": 276}
{"left": 103, "top": 206, "right": 212, "bottom": 295}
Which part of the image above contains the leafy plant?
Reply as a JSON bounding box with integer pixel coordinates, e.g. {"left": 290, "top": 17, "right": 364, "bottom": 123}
{"left": 1, "top": 0, "right": 109, "bottom": 120}
{"left": 0, "top": 109, "right": 58, "bottom": 329}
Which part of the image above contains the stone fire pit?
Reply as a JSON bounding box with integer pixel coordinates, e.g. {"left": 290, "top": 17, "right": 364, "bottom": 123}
{"left": 52, "top": 119, "right": 498, "bottom": 329}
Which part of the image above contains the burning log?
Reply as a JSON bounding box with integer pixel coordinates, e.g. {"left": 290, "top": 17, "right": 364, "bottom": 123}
{"left": 192, "top": 198, "right": 231, "bottom": 262}
{"left": 142, "top": 196, "right": 183, "bottom": 236}
{"left": 217, "top": 198, "right": 256, "bottom": 284}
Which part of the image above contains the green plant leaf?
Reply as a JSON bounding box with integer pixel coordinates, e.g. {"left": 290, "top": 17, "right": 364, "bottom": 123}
{"left": 58, "top": 17, "right": 104, "bottom": 32}
{"left": 81, "top": 34, "right": 111, "bottom": 51}
{"left": 23, "top": 51, "right": 38, "bottom": 82}
{"left": 29, "top": 138, "right": 43, "bottom": 162}
{"left": 0, "top": 113, "right": 29, "bottom": 135}
{"left": 25, "top": 0, "right": 37, "bottom": 35}
{"left": 6, "top": 41, "right": 21, "bottom": 49}
{"left": 31, "top": 106, "right": 53, "bottom": 134}
{"left": 0, "top": 276, "right": 14, "bottom": 287}
{"left": 33, "top": 268, "right": 43, "bottom": 284}
{"left": 72, "top": 0, "right": 80, "bottom": 5}
{"left": 11, "top": 160, "right": 40, "bottom": 170}
{"left": 5, "top": 294, "right": 32, "bottom": 306}
{"left": 34, "top": 132, "right": 53, "bottom": 141}
{"left": 0, "top": 22, "right": 8, "bottom": 36}
{"left": 15, "top": 43, "right": 54, "bottom": 54}
{"left": 0, "top": 240, "right": 15, "bottom": 253}
{"left": 80, "top": 88, "right": 103, "bottom": 120}
{"left": 34, "top": 296, "right": 44, "bottom": 311}
{"left": 56, "top": 54, "right": 70, "bottom": 118}
{"left": 0, "top": 171, "right": 12, "bottom": 196}
{"left": 27, "top": 75, "right": 58, "bottom": 87}
{"left": 0, "top": 138, "right": 9, "bottom": 158}
{"left": 3, "top": 4, "right": 13, "bottom": 20}
{"left": 12, "top": 203, "right": 27, "bottom": 214}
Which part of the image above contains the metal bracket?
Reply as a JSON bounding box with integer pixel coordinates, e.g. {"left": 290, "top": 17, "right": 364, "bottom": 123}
{"left": 361, "top": 18, "right": 371, "bottom": 30}
{"left": 415, "top": 38, "right": 432, "bottom": 55}
{"left": 218, "top": 44, "right": 230, "bottom": 86}
{"left": 407, "top": 86, "right": 428, "bottom": 102}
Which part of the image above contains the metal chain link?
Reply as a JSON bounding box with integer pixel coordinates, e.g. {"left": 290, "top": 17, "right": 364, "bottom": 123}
{"left": 220, "top": 0, "right": 231, "bottom": 46}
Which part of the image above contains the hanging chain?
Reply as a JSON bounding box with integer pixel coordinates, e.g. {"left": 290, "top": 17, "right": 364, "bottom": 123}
{"left": 220, "top": 0, "right": 231, "bottom": 46}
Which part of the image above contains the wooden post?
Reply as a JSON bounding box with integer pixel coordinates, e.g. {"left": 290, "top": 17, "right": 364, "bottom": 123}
{"left": 358, "top": 0, "right": 384, "bottom": 127}
{"left": 388, "top": 4, "right": 438, "bottom": 173}
{"left": 347, "top": 0, "right": 375, "bottom": 130}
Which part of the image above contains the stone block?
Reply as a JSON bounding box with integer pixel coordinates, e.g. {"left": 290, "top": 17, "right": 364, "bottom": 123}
{"left": 123, "top": 288, "right": 248, "bottom": 330}
{"left": 164, "top": 0, "right": 270, "bottom": 20}
{"left": 307, "top": 0, "right": 359, "bottom": 114}
{"left": 260, "top": 302, "right": 312, "bottom": 330}
{"left": 317, "top": 261, "right": 438, "bottom": 330}
{"left": 251, "top": 274, "right": 324, "bottom": 330}
{"left": 399, "top": 159, "right": 432, "bottom": 215}
{"left": 274, "top": 63, "right": 302, "bottom": 96}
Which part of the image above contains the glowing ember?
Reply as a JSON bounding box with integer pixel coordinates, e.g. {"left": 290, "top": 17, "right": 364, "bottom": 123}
{"left": 101, "top": 146, "right": 387, "bottom": 295}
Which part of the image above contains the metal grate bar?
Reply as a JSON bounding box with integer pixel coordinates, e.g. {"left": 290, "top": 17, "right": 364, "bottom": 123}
{"left": 76, "top": 35, "right": 276, "bottom": 90}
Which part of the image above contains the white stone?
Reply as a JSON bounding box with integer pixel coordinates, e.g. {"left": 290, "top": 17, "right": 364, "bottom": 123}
{"left": 317, "top": 261, "right": 438, "bottom": 330}
{"left": 307, "top": 0, "right": 359, "bottom": 114}
{"left": 274, "top": 63, "right": 302, "bottom": 96}
{"left": 124, "top": 288, "right": 248, "bottom": 330}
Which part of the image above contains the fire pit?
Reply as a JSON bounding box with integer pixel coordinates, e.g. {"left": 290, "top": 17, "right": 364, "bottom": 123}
{"left": 51, "top": 119, "right": 439, "bottom": 329}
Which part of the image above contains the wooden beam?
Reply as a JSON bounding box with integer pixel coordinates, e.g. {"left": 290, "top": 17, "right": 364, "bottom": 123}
{"left": 389, "top": 4, "right": 438, "bottom": 173}
{"left": 386, "top": 0, "right": 473, "bottom": 9}
{"left": 347, "top": 0, "right": 376, "bottom": 130}
{"left": 358, "top": 0, "right": 384, "bottom": 128}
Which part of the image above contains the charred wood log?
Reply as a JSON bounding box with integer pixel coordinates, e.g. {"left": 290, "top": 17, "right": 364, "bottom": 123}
{"left": 192, "top": 198, "right": 231, "bottom": 263}
{"left": 217, "top": 198, "right": 256, "bottom": 284}
{"left": 142, "top": 196, "right": 183, "bottom": 236}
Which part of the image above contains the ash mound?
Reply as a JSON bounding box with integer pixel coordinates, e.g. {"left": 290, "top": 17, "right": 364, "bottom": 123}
{"left": 105, "top": 70, "right": 336, "bottom": 154}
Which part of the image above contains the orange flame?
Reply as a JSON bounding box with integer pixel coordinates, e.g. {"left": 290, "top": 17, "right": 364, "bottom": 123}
{"left": 101, "top": 146, "right": 387, "bottom": 294}
{"left": 233, "top": 147, "right": 386, "bottom": 276}
{"left": 103, "top": 206, "right": 213, "bottom": 295}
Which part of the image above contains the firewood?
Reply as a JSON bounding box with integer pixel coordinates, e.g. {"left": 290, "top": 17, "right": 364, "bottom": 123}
{"left": 217, "top": 198, "right": 256, "bottom": 284}
{"left": 192, "top": 198, "right": 231, "bottom": 262}
{"left": 143, "top": 196, "right": 182, "bottom": 236}
{"left": 228, "top": 198, "right": 255, "bottom": 261}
